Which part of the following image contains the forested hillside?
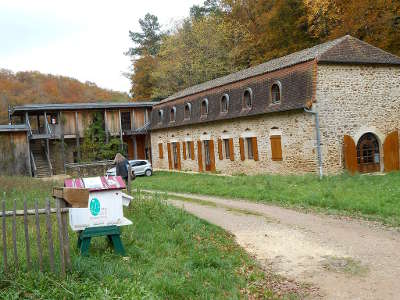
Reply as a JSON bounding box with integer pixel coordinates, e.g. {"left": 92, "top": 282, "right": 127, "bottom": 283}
{"left": 127, "top": 0, "right": 400, "bottom": 101}
{"left": 0, "top": 69, "right": 130, "bottom": 123}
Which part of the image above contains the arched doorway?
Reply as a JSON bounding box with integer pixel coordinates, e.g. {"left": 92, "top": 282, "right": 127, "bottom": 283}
{"left": 357, "top": 133, "right": 381, "bottom": 173}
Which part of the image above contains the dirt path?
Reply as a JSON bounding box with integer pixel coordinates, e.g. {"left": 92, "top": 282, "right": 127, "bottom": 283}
{"left": 147, "top": 190, "right": 400, "bottom": 300}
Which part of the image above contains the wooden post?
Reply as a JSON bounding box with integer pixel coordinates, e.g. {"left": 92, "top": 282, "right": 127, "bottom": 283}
{"left": 2, "top": 200, "right": 7, "bottom": 271}
{"left": 26, "top": 132, "right": 32, "bottom": 177}
{"left": 75, "top": 112, "right": 81, "bottom": 161}
{"left": 119, "top": 110, "right": 123, "bottom": 151}
{"left": 104, "top": 110, "right": 109, "bottom": 144}
{"left": 59, "top": 199, "right": 70, "bottom": 269}
{"left": 34, "top": 200, "right": 43, "bottom": 271}
{"left": 12, "top": 200, "right": 18, "bottom": 265}
{"left": 23, "top": 200, "right": 31, "bottom": 270}
{"left": 133, "top": 136, "right": 137, "bottom": 159}
{"left": 131, "top": 109, "right": 135, "bottom": 131}
{"left": 37, "top": 115, "right": 40, "bottom": 133}
{"left": 46, "top": 199, "right": 55, "bottom": 273}
{"left": 56, "top": 200, "right": 65, "bottom": 276}
{"left": 60, "top": 111, "right": 66, "bottom": 174}
{"left": 127, "top": 164, "right": 132, "bottom": 195}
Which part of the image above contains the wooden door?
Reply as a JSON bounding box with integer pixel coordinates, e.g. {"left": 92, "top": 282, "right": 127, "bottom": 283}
{"left": 136, "top": 135, "right": 146, "bottom": 159}
{"left": 383, "top": 130, "right": 400, "bottom": 172}
{"left": 124, "top": 137, "right": 134, "bottom": 159}
{"left": 208, "top": 140, "right": 216, "bottom": 172}
{"left": 197, "top": 140, "right": 203, "bottom": 172}
{"left": 356, "top": 133, "right": 380, "bottom": 173}
{"left": 167, "top": 143, "right": 172, "bottom": 170}
{"left": 204, "top": 140, "right": 211, "bottom": 171}
{"left": 343, "top": 135, "right": 357, "bottom": 174}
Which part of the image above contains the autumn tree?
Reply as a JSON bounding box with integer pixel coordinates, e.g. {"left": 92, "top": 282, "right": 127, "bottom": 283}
{"left": 0, "top": 69, "right": 129, "bottom": 124}
{"left": 126, "top": 13, "right": 163, "bottom": 101}
{"left": 151, "top": 15, "right": 253, "bottom": 99}
{"left": 126, "top": 0, "right": 400, "bottom": 101}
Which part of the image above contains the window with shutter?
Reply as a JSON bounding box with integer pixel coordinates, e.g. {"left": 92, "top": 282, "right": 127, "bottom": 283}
{"left": 176, "top": 142, "right": 182, "bottom": 170}
{"left": 158, "top": 143, "right": 163, "bottom": 159}
{"left": 167, "top": 143, "right": 173, "bottom": 169}
{"left": 246, "top": 138, "right": 253, "bottom": 159}
{"left": 270, "top": 135, "right": 283, "bottom": 161}
{"left": 218, "top": 139, "right": 223, "bottom": 160}
{"left": 197, "top": 140, "right": 203, "bottom": 172}
{"left": 224, "top": 139, "right": 230, "bottom": 159}
{"left": 229, "top": 138, "right": 234, "bottom": 161}
{"left": 208, "top": 140, "right": 216, "bottom": 172}
{"left": 252, "top": 137, "right": 259, "bottom": 161}
{"left": 190, "top": 141, "right": 195, "bottom": 160}
{"left": 183, "top": 142, "right": 187, "bottom": 160}
{"left": 239, "top": 138, "right": 245, "bottom": 161}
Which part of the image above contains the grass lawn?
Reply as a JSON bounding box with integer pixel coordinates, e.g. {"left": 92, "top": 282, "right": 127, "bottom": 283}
{"left": 135, "top": 171, "right": 400, "bottom": 226}
{"left": 0, "top": 176, "right": 291, "bottom": 299}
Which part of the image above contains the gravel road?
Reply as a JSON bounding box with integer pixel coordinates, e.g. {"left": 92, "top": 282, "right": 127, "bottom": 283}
{"left": 150, "top": 191, "right": 400, "bottom": 300}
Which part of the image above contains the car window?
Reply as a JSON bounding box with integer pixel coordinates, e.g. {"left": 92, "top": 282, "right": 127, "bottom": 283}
{"left": 138, "top": 161, "right": 147, "bottom": 166}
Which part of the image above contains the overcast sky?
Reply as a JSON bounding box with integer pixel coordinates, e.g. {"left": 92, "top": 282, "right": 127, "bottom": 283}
{"left": 0, "top": 0, "right": 203, "bottom": 93}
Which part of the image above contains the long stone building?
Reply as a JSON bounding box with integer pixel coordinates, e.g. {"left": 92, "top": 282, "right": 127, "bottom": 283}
{"left": 150, "top": 35, "right": 400, "bottom": 176}
{"left": 8, "top": 102, "right": 153, "bottom": 177}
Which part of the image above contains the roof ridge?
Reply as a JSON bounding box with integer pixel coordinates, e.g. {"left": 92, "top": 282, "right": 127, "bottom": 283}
{"left": 315, "top": 35, "right": 350, "bottom": 61}
{"left": 159, "top": 35, "right": 400, "bottom": 105}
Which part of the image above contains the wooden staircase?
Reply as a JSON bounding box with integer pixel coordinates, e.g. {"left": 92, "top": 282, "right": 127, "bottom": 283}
{"left": 30, "top": 141, "right": 51, "bottom": 178}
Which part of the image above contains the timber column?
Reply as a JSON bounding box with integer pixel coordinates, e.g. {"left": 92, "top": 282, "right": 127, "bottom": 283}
{"left": 75, "top": 112, "right": 81, "bottom": 161}
{"left": 60, "top": 111, "right": 66, "bottom": 173}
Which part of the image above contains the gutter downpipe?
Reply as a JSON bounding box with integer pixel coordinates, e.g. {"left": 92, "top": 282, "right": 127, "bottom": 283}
{"left": 304, "top": 107, "right": 323, "bottom": 179}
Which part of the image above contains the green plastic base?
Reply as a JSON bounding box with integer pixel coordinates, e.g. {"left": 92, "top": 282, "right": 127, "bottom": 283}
{"left": 77, "top": 225, "right": 126, "bottom": 256}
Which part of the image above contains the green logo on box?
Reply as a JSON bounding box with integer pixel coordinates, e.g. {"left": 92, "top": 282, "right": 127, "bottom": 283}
{"left": 90, "top": 198, "right": 100, "bottom": 216}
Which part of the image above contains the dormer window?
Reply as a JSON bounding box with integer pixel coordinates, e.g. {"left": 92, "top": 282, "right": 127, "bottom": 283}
{"left": 201, "top": 98, "right": 208, "bottom": 117}
{"left": 243, "top": 88, "right": 253, "bottom": 109}
{"left": 158, "top": 109, "right": 164, "bottom": 124}
{"left": 220, "top": 94, "right": 229, "bottom": 113}
{"left": 170, "top": 106, "right": 176, "bottom": 122}
{"left": 271, "top": 82, "right": 281, "bottom": 104}
{"left": 184, "top": 103, "right": 191, "bottom": 120}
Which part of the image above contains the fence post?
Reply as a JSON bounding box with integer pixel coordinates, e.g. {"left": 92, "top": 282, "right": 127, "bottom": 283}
{"left": 46, "top": 199, "right": 55, "bottom": 273}
{"left": 12, "top": 200, "right": 18, "bottom": 266}
{"left": 23, "top": 200, "right": 31, "bottom": 270}
{"left": 127, "top": 164, "right": 132, "bottom": 195}
{"left": 2, "top": 200, "right": 7, "bottom": 271}
{"left": 56, "top": 200, "right": 65, "bottom": 277}
{"left": 34, "top": 200, "right": 43, "bottom": 271}
{"left": 59, "top": 198, "right": 71, "bottom": 270}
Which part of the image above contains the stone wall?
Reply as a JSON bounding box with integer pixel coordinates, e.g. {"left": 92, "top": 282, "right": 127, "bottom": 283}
{"left": 65, "top": 161, "right": 114, "bottom": 178}
{"left": 316, "top": 64, "right": 400, "bottom": 173}
{"left": 151, "top": 110, "right": 319, "bottom": 175}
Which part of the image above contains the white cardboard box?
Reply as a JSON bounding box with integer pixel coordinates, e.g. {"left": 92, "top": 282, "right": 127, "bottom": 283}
{"left": 69, "top": 190, "right": 132, "bottom": 231}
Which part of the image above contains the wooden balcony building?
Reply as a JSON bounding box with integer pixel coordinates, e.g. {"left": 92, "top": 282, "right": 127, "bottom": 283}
{"left": 10, "top": 102, "right": 153, "bottom": 177}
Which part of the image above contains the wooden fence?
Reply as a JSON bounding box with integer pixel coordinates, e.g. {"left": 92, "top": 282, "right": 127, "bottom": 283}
{"left": 1, "top": 198, "right": 70, "bottom": 276}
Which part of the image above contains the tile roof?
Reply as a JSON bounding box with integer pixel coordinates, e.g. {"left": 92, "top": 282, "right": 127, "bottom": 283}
{"left": 11, "top": 102, "right": 155, "bottom": 114}
{"left": 160, "top": 35, "right": 400, "bottom": 104}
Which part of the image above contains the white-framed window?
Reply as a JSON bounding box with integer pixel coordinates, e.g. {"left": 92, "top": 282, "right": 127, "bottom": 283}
{"left": 201, "top": 98, "right": 209, "bottom": 116}
{"left": 224, "top": 139, "right": 230, "bottom": 159}
{"left": 184, "top": 103, "right": 191, "bottom": 120}
{"left": 271, "top": 82, "right": 281, "bottom": 104}
{"left": 246, "top": 137, "right": 254, "bottom": 159}
{"left": 158, "top": 109, "right": 164, "bottom": 123}
{"left": 243, "top": 88, "right": 253, "bottom": 109}
{"left": 187, "top": 141, "right": 192, "bottom": 159}
{"left": 170, "top": 106, "right": 176, "bottom": 122}
{"left": 220, "top": 94, "right": 229, "bottom": 113}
